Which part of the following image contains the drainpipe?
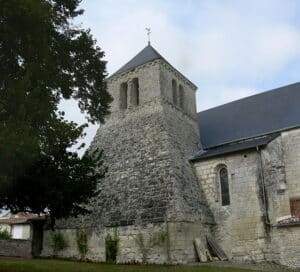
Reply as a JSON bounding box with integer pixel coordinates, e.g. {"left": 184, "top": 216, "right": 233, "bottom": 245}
{"left": 256, "top": 146, "right": 271, "bottom": 226}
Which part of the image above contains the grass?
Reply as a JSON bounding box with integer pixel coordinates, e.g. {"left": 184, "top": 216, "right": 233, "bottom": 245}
{"left": 0, "top": 258, "right": 256, "bottom": 272}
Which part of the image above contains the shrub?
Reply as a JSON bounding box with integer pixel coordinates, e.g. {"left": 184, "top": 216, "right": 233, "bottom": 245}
{"left": 134, "top": 232, "right": 148, "bottom": 263}
{"left": 105, "top": 231, "right": 119, "bottom": 263}
{"left": 50, "top": 232, "right": 68, "bottom": 256}
{"left": 135, "top": 230, "right": 168, "bottom": 263}
{"left": 151, "top": 230, "right": 168, "bottom": 246}
{"left": 76, "top": 228, "right": 88, "bottom": 260}
{"left": 0, "top": 227, "right": 11, "bottom": 240}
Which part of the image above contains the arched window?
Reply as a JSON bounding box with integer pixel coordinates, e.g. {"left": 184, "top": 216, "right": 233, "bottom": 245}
{"left": 179, "top": 84, "right": 184, "bottom": 109}
{"left": 172, "top": 79, "right": 178, "bottom": 106}
{"left": 119, "top": 82, "right": 128, "bottom": 109}
{"left": 130, "top": 78, "right": 139, "bottom": 106}
{"left": 219, "top": 167, "right": 230, "bottom": 206}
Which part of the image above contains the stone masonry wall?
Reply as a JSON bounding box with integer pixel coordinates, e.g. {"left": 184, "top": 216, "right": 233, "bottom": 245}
{"left": 108, "top": 60, "right": 161, "bottom": 113}
{"left": 262, "top": 130, "right": 300, "bottom": 268}
{"left": 193, "top": 151, "right": 267, "bottom": 262}
{"left": 261, "top": 136, "right": 289, "bottom": 224}
{"left": 268, "top": 227, "right": 300, "bottom": 268}
{"left": 162, "top": 102, "right": 212, "bottom": 223}
{"left": 159, "top": 62, "right": 212, "bottom": 224}
{"left": 48, "top": 59, "right": 211, "bottom": 263}
{"left": 192, "top": 129, "right": 300, "bottom": 268}
{"left": 56, "top": 62, "right": 174, "bottom": 228}
{"left": 282, "top": 128, "right": 300, "bottom": 199}
{"left": 0, "top": 239, "right": 32, "bottom": 258}
{"left": 42, "top": 223, "right": 168, "bottom": 263}
{"left": 42, "top": 227, "right": 105, "bottom": 261}
{"left": 85, "top": 59, "right": 212, "bottom": 228}
{"left": 159, "top": 61, "right": 197, "bottom": 118}
{"left": 88, "top": 98, "right": 175, "bottom": 227}
{"left": 42, "top": 222, "right": 209, "bottom": 264}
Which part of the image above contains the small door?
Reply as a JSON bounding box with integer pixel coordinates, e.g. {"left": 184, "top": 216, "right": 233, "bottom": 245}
{"left": 32, "top": 222, "right": 44, "bottom": 257}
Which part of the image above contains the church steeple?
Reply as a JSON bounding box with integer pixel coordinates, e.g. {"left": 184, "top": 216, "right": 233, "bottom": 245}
{"left": 106, "top": 45, "right": 197, "bottom": 119}
{"left": 109, "top": 45, "right": 197, "bottom": 90}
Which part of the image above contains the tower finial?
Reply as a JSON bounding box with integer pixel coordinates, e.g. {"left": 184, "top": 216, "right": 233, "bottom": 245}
{"left": 145, "top": 27, "right": 151, "bottom": 45}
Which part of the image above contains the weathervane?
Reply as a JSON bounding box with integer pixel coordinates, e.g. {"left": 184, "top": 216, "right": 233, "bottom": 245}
{"left": 145, "top": 27, "right": 151, "bottom": 45}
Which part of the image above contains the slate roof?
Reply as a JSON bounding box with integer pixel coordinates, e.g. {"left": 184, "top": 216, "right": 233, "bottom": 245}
{"left": 110, "top": 44, "right": 163, "bottom": 77}
{"left": 109, "top": 45, "right": 197, "bottom": 88}
{"left": 191, "top": 82, "right": 300, "bottom": 161}
{"left": 198, "top": 82, "right": 300, "bottom": 149}
{"left": 190, "top": 134, "right": 279, "bottom": 161}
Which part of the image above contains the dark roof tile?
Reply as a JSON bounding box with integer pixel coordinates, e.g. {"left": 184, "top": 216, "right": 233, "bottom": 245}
{"left": 110, "top": 45, "right": 163, "bottom": 77}
{"left": 108, "top": 45, "right": 197, "bottom": 88}
{"left": 190, "top": 134, "right": 278, "bottom": 161}
{"left": 198, "top": 83, "right": 300, "bottom": 149}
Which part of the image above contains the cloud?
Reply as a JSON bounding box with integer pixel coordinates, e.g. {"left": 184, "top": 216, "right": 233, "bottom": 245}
{"left": 79, "top": 0, "right": 300, "bottom": 88}
{"left": 194, "top": 21, "right": 300, "bottom": 82}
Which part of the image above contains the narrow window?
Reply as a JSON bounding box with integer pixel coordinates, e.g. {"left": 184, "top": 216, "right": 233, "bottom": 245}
{"left": 179, "top": 84, "right": 184, "bottom": 109}
{"left": 220, "top": 167, "right": 230, "bottom": 206}
{"left": 119, "top": 82, "right": 128, "bottom": 109}
{"left": 290, "top": 199, "right": 300, "bottom": 218}
{"left": 130, "top": 78, "right": 139, "bottom": 106}
{"left": 172, "top": 79, "right": 177, "bottom": 106}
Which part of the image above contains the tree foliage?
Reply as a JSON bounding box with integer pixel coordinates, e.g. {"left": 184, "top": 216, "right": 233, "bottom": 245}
{"left": 0, "top": 0, "right": 112, "bottom": 226}
{"left": 0, "top": 227, "right": 11, "bottom": 240}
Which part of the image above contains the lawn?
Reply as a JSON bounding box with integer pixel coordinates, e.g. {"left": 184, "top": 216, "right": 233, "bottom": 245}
{"left": 0, "top": 259, "right": 257, "bottom": 272}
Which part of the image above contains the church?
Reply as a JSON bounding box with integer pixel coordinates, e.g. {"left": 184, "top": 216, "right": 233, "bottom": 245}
{"left": 42, "top": 44, "right": 300, "bottom": 268}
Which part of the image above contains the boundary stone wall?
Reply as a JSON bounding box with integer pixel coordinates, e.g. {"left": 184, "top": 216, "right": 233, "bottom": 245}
{"left": 0, "top": 239, "right": 32, "bottom": 258}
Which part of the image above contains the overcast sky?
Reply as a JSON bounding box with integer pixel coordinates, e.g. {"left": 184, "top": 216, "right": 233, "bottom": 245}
{"left": 61, "top": 0, "right": 300, "bottom": 154}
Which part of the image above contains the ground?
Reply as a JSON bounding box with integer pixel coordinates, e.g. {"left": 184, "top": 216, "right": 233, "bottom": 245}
{"left": 0, "top": 259, "right": 296, "bottom": 272}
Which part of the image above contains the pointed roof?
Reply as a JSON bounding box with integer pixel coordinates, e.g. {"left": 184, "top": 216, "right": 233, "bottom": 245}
{"left": 109, "top": 45, "right": 197, "bottom": 88}
{"left": 110, "top": 45, "right": 163, "bottom": 77}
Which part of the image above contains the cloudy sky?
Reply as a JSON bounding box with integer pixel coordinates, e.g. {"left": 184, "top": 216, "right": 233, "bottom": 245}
{"left": 62, "top": 0, "right": 300, "bottom": 154}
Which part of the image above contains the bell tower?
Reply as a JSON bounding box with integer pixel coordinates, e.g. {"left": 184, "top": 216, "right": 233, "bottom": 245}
{"left": 106, "top": 44, "right": 198, "bottom": 121}
{"left": 89, "top": 44, "right": 212, "bottom": 263}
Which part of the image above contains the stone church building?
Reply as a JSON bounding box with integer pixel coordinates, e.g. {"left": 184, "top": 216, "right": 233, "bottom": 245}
{"left": 42, "top": 45, "right": 300, "bottom": 267}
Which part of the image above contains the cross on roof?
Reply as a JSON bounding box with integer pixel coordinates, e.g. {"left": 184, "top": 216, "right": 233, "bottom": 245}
{"left": 145, "top": 27, "right": 151, "bottom": 45}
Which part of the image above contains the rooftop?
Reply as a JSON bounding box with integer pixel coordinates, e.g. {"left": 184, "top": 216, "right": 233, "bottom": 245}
{"left": 108, "top": 44, "right": 197, "bottom": 88}
{"left": 111, "top": 44, "right": 163, "bottom": 77}
{"left": 192, "top": 82, "right": 300, "bottom": 161}
{"left": 190, "top": 134, "right": 279, "bottom": 161}
{"left": 0, "top": 212, "right": 46, "bottom": 225}
{"left": 198, "top": 82, "right": 300, "bottom": 149}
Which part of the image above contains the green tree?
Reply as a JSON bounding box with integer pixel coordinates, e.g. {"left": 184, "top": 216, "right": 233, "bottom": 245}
{"left": 0, "top": 0, "right": 112, "bottom": 227}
